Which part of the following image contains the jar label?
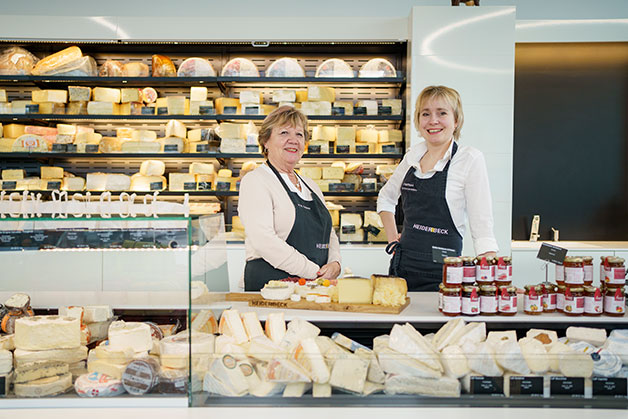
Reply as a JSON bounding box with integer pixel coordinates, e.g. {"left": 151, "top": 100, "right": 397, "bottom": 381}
{"left": 476, "top": 267, "right": 492, "bottom": 282}
{"left": 604, "top": 295, "right": 625, "bottom": 314}
{"left": 499, "top": 295, "right": 517, "bottom": 313}
{"left": 557, "top": 293, "right": 565, "bottom": 310}
{"left": 565, "top": 267, "right": 584, "bottom": 284}
{"left": 438, "top": 292, "right": 443, "bottom": 311}
{"left": 496, "top": 267, "right": 509, "bottom": 282}
{"left": 480, "top": 295, "right": 498, "bottom": 313}
{"left": 564, "top": 296, "right": 584, "bottom": 314}
{"left": 463, "top": 266, "right": 476, "bottom": 279}
{"left": 462, "top": 296, "right": 480, "bottom": 315}
{"left": 605, "top": 267, "right": 626, "bottom": 285}
{"left": 584, "top": 265, "right": 594, "bottom": 282}
{"left": 446, "top": 266, "right": 463, "bottom": 284}
{"left": 584, "top": 296, "right": 603, "bottom": 314}
{"left": 543, "top": 293, "right": 557, "bottom": 310}
{"left": 442, "top": 295, "right": 461, "bottom": 314}
{"left": 524, "top": 295, "right": 542, "bottom": 312}
{"left": 556, "top": 265, "right": 564, "bottom": 281}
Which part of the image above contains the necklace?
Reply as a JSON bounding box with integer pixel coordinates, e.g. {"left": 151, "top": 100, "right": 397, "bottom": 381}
{"left": 288, "top": 172, "right": 301, "bottom": 191}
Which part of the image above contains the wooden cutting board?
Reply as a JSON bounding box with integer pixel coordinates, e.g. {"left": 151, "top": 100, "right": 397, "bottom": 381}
{"left": 226, "top": 292, "right": 410, "bottom": 314}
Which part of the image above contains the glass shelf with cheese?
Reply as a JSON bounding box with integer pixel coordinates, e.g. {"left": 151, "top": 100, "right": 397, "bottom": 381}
{"left": 0, "top": 152, "right": 404, "bottom": 159}
{"left": 0, "top": 114, "right": 404, "bottom": 122}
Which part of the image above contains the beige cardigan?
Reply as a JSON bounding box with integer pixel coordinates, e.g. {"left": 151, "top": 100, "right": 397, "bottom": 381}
{"left": 238, "top": 164, "right": 341, "bottom": 279}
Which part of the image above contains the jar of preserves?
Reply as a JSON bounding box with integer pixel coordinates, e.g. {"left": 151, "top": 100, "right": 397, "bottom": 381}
{"left": 604, "top": 257, "right": 626, "bottom": 286}
{"left": 584, "top": 285, "right": 603, "bottom": 316}
{"left": 524, "top": 285, "right": 543, "bottom": 315}
{"left": 461, "top": 285, "right": 480, "bottom": 316}
{"left": 441, "top": 286, "right": 462, "bottom": 316}
{"left": 498, "top": 286, "right": 517, "bottom": 316}
{"left": 582, "top": 256, "right": 594, "bottom": 285}
{"left": 555, "top": 263, "right": 565, "bottom": 286}
{"left": 479, "top": 284, "right": 498, "bottom": 315}
{"left": 462, "top": 256, "right": 476, "bottom": 284}
{"left": 540, "top": 282, "right": 557, "bottom": 313}
{"left": 476, "top": 256, "right": 495, "bottom": 285}
{"left": 438, "top": 282, "right": 444, "bottom": 313}
{"left": 563, "top": 286, "right": 584, "bottom": 316}
{"left": 556, "top": 285, "right": 566, "bottom": 313}
{"left": 495, "top": 257, "right": 513, "bottom": 286}
{"left": 443, "top": 257, "right": 463, "bottom": 287}
{"left": 601, "top": 256, "right": 610, "bottom": 284}
{"left": 604, "top": 286, "right": 625, "bottom": 316}
{"left": 564, "top": 257, "right": 584, "bottom": 285}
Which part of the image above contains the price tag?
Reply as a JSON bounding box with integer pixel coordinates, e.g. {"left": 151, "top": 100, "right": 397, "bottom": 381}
{"left": 157, "top": 107, "right": 168, "bottom": 115}
{"left": 183, "top": 182, "right": 197, "bottom": 191}
{"left": 124, "top": 229, "right": 155, "bottom": 249}
{"left": 245, "top": 144, "right": 259, "bottom": 153}
{"left": 537, "top": 242, "right": 568, "bottom": 265}
{"left": 216, "top": 181, "right": 230, "bottom": 191}
{"left": 328, "top": 183, "right": 354, "bottom": 192}
{"left": 353, "top": 106, "right": 367, "bottom": 116}
{"left": 51, "top": 143, "right": 67, "bottom": 152}
{"left": 364, "top": 224, "right": 381, "bottom": 236}
{"left": 308, "top": 145, "right": 321, "bottom": 154}
{"left": 342, "top": 225, "right": 356, "bottom": 234}
{"left": 141, "top": 106, "right": 155, "bottom": 115}
{"left": 25, "top": 104, "right": 39, "bottom": 114}
{"left": 85, "top": 144, "right": 99, "bottom": 153}
{"left": 550, "top": 376, "right": 585, "bottom": 397}
{"left": 149, "top": 181, "right": 163, "bottom": 191}
{"left": 592, "top": 377, "right": 628, "bottom": 397}
{"left": 57, "top": 229, "right": 89, "bottom": 249}
{"left": 381, "top": 144, "right": 399, "bottom": 154}
{"left": 197, "top": 181, "right": 212, "bottom": 191}
{"left": 198, "top": 106, "right": 215, "bottom": 115}
{"left": 244, "top": 105, "right": 260, "bottom": 115}
{"left": 163, "top": 144, "right": 179, "bottom": 153}
{"left": 0, "top": 375, "right": 7, "bottom": 396}
{"left": 331, "top": 106, "right": 345, "bottom": 116}
{"left": 335, "top": 145, "right": 350, "bottom": 154}
{"left": 223, "top": 106, "right": 237, "bottom": 115}
{"left": 46, "top": 181, "right": 61, "bottom": 190}
{"left": 509, "top": 376, "right": 544, "bottom": 397}
{"left": 470, "top": 376, "right": 504, "bottom": 396}
{"left": 0, "top": 230, "right": 22, "bottom": 251}
{"left": 66, "top": 144, "right": 78, "bottom": 152}
{"left": 361, "top": 181, "right": 377, "bottom": 192}
{"left": 378, "top": 105, "right": 392, "bottom": 115}
{"left": 355, "top": 144, "right": 370, "bottom": 153}
{"left": 432, "top": 246, "right": 457, "bottom": 264}
{"left": 90, "top": 230, "right": 123, "bottom": 249}
{"left": 154, "top": 228, "right": 188, "bottom": 249}
{"left": 2, "top": 181, "right": 16, "bottom": 190}
{"left": 195, "top": 143, "right": 209, "bottom": 153}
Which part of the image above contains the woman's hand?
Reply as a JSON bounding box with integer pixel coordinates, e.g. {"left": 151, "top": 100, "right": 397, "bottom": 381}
{"left": 317, "top": 261, "right": 341, "bottom": 279}
{"left": 477, "top": 251, "right": 497, "bottom": 259}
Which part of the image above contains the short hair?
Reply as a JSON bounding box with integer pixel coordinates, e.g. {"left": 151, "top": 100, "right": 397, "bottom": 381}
{"left": 414, "top": 85, "right": 464, "bottom": 140}
{"left": 258, "top": 106, "right": 309, "bottom": 157}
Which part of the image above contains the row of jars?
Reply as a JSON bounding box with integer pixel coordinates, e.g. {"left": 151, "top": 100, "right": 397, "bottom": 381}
{"left": 442, "top": 256, "right": 512, "bottom": 287}
{"left": 439, "top": 283, "right": 517, "bottom": 316}
{"left": 555, "top": 256, "right": 626, "bottom": 286}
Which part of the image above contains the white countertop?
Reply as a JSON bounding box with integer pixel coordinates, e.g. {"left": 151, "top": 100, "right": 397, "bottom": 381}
{"left": 512, "top": 241, "right": 628, "bottom": 250}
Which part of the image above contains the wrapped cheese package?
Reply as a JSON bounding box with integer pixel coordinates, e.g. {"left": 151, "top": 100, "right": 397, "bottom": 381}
{"left": 152, "top": 55, "right": 176, "bottom": 77}
{"left": 266, "top": 58, "right": 305, "bottom": 77}
{"left": 32, "top": 47, "right": 97, "bottom": 77}
{"left": 177, "top": 57, "right": 216, "bottom": 77}
{"left": 0, "top": 46, "right": 38, "bottom": 75}
{"left": 99, "top": 60, "right": 124, "bottom": 77}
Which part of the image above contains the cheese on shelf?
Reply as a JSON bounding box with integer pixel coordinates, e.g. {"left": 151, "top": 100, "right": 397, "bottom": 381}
{"left": 356, "top": 127, "right": 379, "bottom": 143}
{"left": 2, "top": 169, "right": 25, "bottom": 180}
{"left": 379, "top": 129, "right": 402, "bottom": 143}
{"left": 131, "top": 130, "right": 157, "bottom": 142}
{"left": 67, "top": 101, "right": 88, "bottom": 115}
{"left": 177, "top": 57, "right": 216, "bottom": 77}
{"left": 14, "top": 316, "right": 81, "bottom": 350}
{"left": 329, "top": 354, "right": 369, "bottom": 393}
{"left": 159, "top": 136, "right": 184, "bottom": 153}
{"left": 299, "top": 167, "right": 322, "bottom": 180}
{"left": 221, "top": 57, "right": 259, "bottom": 77}
{"left": 40, "top": 166, "right": 63, "bottom": 179}
{"left": 215, "top": 97, "right": 241, "bottom": 114}
{"left": 130, "top": 174, "right": 166, "bottom": 191}
{"left": 167, "top": 96, "right": 188, "bottom": 115}
{"left": 189, "top": 162, "right": 215, "bottom": 175}
{"left": 241, "top": 312, "right": 265, "bottom": 341}
{"left": 120, "top": 141, "right": 160, "bottom": 153}
{"left": 87, "top": 101, "right": 120, "bottom": 115}
{"left": 168, "top": 173, "right": 195, "bottom": 191}
{"left": 4, "top": 123, "right": 26, "bottom": 138}
{"left": 108, "top": 321, "right": 152, "bottom": 352}
{"left": 272, "top": 90, "right": 296, "bottom": 103}
{"left": 120, "top": 88, "right": 142, "bottom": 103}
{"left": 31, "top": 90, "right": 67, "bottom": 103}
{"left": 85, "top": 173, "right": 110, "bottom": 191}
{"left": 306, "top": 140, "right": 329, "bottom": 154}
{"left": 336, "top": 126, "right": 356, "bottom": 143}
{"left": 139, "top": 160, "right": 165, "bottom": 176}
{"left": 219, "top": 138, "right": 246, "bottom": 153}
{"left": 38, "top": 102, "right": 65, "bottom": 114}
{"left": 14, "top": 346, "right": 87, "bottom": 367}
{"left": 355, "top": 100, "right": 378, "bottom": 116}
{"left": 267, "top": 57, "right": 305, "bottom": 77}
{"left": 14, "top": 372, "right": 73, "bottom": 397}
{"left": 239, "top": 90, "right": 262, "bottom": 104}
{"left": 189, "top": 100, "right": 214, "bottom": 115}
{"left": 307, "top": 86, "right": 335, "bottom": 102}
{"left": 265, "top": 312, "right": 286, "bottom": 344}
{"left": 11, "top": 100, "right": 34, "bottom": 114}
{"left": 337, "top": 277, "right": 372, "bottom": 304}
{"left": 322, "top": 166, "right": 345, "bottom": 180}
{"left": 92, "top": 87, "right": 121, "bottom": 103}
{"left": 62, "top": 177, "right": 85, "bottom": 191}
{"left": 190, "top": 86, "right": 208, "bottom": 102}
{"left": 315, "top": 59, "right": 354, "bottom": 78}
{"left": 382, "top": 99, "right": 402, "bottom": 115}
{"left": 0, "top": 89, "right": 6, "bottom": 102}
{"left": 312, "top": 125, "right": 335, "bottom": 142}
{"left": 333, "top": 101, "right": 353, "bottom": 115}
{"left": 295, "top": 90, "right": 308, "bottom": 102}
{"left": 219, "top": 122, "right": 244, "bottom": 139}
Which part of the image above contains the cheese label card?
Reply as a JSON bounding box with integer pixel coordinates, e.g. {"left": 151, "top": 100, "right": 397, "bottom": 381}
{"left": 0, "top": 375, "right": 8, "bottom": 396}
{"left": 355, "top": 144, "right": 370, "bottom": 153}
{"left": 432, "top": 246, "right": 458, "bottom": 263}
{"left": 509, "top": 376, "right": 544, "bottom": 397}
{"left": 25, "top": 104, "right": 39, "bottom": 114}
{"left": 124, "top": 229, "right": 155, "bottom": 248}
{"left": 308, "top": 145, "right": 321, "bottom": 154}
{"left": 196, "top": 143, "right": 210, "bottom": 153}
{"left": 141, "top": 106, "right": 155, "bottom": 115}
{"left": 342, "top": 225, "right": 356, "bottom": 234}
{"left": 336, "top": 145, "right": 350, "bottom": 154}
{"left": 183, "top": 182, "right": 197, "bottom": 191}
{"left": 592, "top": 377, "right": 628, "bottom": 397}
{"left": 331, "top": 106, "right": 346, "bottom": 116}
{"left": 537, "top": 242, "right": 567, "bottom": 265}
{"left": 364, "top": 224, "right": 381, "bottom": 236}
{"left": 198, "top": 106, "right": 215, "bottom": 115}
{"left": 85, "top": 144, "right": 99, "bottom": 153}
{"left": 52, "top": 143, "right": 67, "bottom": 152}
{"left": 157, "top": 107, "right": 168, "bottom": 115}
{"left": 353, "top": 106, "right": 367, "bottom": 115}
{"left": 150, "top": 181, "right": 163, "bottom": 190}
{"left": 154, "top": 228, "right": 187, "bottom": 249}
{"left": 378, "top": 105, "right": 392, "bottom": 115}
{"left": 0, "top": 230, "right": 21, "bottom": 251}
{"left": 381, "top": 144, "right": 399, "bottom": 154}
{"left": 244, "top": 105, "right": 260, "bottom": 115}
{"left": 197, "top": 181, "right": 212, "bottom": 191}
{"left": 47, "top": 181, "right": 61, "bottom": 190}
{"left": 361, "top": 181, "right": 377, "bottom": 192}
{"left": 164, "top": 144, "right": 179, "bottom": 153}
{"left": 223, "top": 106, "right": 237, "bottom": 114}
{"left": 2, "top": 181, "right": 16, "bottom": 190}
{"left": 329, "top": 182, "right": 355, "bottom": 192}
{"left": 66, "top": 144, "right": 78, "bottom": 152}
{"left": 470, "top": 376, "right": 504, "bottom": 396}
{"left": 550, "top": 377, "right": 585, "bottom": 397}
{"left": 216, "top": 181, "right": 230, "bottom": 191}
{"left": 57, "top": 228, "right": 89, "bottom": 248}
{"left": 90, "top": 229, "right": 123, "bottom": 249}
{"left": 245, "top": 144, "right": 259, "bottom": 153}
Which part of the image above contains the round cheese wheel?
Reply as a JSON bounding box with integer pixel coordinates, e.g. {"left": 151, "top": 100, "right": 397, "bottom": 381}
{"left": 177, "top": 57, "right": 216, "bottom": 77}
{"left": 122, "top": 62, "right": 149, "bottom": 77}
{"left": 221, "top": 58, "right": 259, "bottom": 77}
{"left": 121, "top": 358, "right": 159, "bottom": 395}
{"left": 99, "top": 60, "right": 124, "bottom": 77}
{"left": 359, "top": 58, "right": 397, "bottom": 78}
{"left": 74, "top": 372, "right": 126, "bottom": 397}
{"left": 315, "top": 59, "right": 353, "bottom": 78}
{"left": 141, "top": 87, "right": 158, "bottom": 104}
{"left": 266, "top": 57, "right": 305, "bottom": 77}
{"left": 151, "top": 54, "right": 176, "bottom": 77}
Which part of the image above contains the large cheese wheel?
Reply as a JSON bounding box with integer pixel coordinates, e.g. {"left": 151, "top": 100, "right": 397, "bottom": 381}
{"left": 266, "top": 57, "right": 305, "bottom": 77}
{"left": 99, "top": 60, "right": 124, "bottom": 77}
{"left": 177, "top": 57, "right": 216, "bottom": 77}
{"left": 31, "top": 46, "right": 82, "bottom": 75}
{"left": 221, "top": 58, "right": 259, "bottom": 77}
{"left": 0, "top": 46, "right": 38, "bottom": 75}
{"left": 122, "top": 62, "right": 149, "bottom": 77}
{"left": 315, "top": 59, "right": 353, "bottom": 78}
{"left": 152, "top": 55, "right": 176, "bottom": 77}
{"left": 359, "top": 58, "right": 397, "bottom": 77}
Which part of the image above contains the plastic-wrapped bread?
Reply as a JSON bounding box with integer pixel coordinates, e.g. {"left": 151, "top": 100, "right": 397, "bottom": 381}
{"left": 315, "top": 58, "right": 353, "bottom": 78}
{"left": 31, "top": 46, "right": 82, "bottom": 75}
{"left": 266, "top": 57, "right": 305, "bottom": 77}
{"left": 359, "top": 58, "right": 397, "bottom": 77}
{"left": 99, "top": 60, "right": 124, "bottom": 77}
{"left": 177, "top": 57, "right": 216, "bottom": 77}
{"left": 221, "top": 58, "right": 259, "bottom": 77}
{"left": 0, "top": 46, "right": 38, "bottom": 75}
{"left": 152, "top": 54, "right": 176, "bottom": 77}
{"left": 123, "top": 62, "right": 149, "bottom": 77}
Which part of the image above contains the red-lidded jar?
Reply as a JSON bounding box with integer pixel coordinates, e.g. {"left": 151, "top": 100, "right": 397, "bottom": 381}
{"left": 564, "top": 257, "right": 585, "bottom": 286}
{"left": 556, "top": 285, "right": 566, "bottom": 313}
{"left": 438, "top": 282, "right": 444, "bottom": 313}
{"left": 443, "top": 257, "right": 463, "bottom": 287}
{"left": 582, "top": 256, "right": 594, "bottom": 285}
{"left": 495, "top": 257, "right": 513, "bottom": 286}
{"left": 584, "top": 285, "right": 603, "bottom": 316}
{"left": 441, "top": 285, "right": 462, "bottom": 316}
{"left": 461, "top": 285, "right": 480, "bottom": 316}
{"left": 604, "top": 286, "right": 625, "bottom": 316}
{"left": 604, "top": 257, "right": 626, "bottom": 287}
{"left": 498, "top": 286, "right": 517, "bottom": 316}
{"left": 462, "top": 256, "right": 476, "bottom": 285}
{"left": 524, "top": 285, "right": 543, "bottom": 315}
{"left": 540, "top": 282, "right": 557, "bottom": 313}
{"left": 601, "top": 256, "right": 610, "bottom": 284}
{"left": 476, "top": 256, "right": 495, "bottom": 285}
{"left": 563, "top": 286, "right": 584, "bottom": 316}
{"left": 479, "top": 284, "right": 498, "bottom": 315}
{"left": 556, "top": 263, "right": 565, "bottom": 286}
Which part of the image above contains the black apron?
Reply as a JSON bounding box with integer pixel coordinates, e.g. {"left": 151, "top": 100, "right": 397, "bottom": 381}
{"left": 390, "top": 142, "right": 463, "bottom": 291}
{"left": 244, "top": 162, "right": 332, "bottom": 291}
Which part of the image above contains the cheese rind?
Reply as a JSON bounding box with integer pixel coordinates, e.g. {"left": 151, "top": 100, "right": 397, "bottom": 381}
{"left": 92, "top": 87, "right": 121, "bottom": 103}
{"left": 107, "top": 321, "right": 153, "bottom": 352}
{"left": 307, "top": 86, "right": 335, "bottom": 102}
{"left": 14, "top": 372, "right": 73, "bottom": 397}
{"left": 14, "top": 316, "right": 81, "bottom": 350}
{"left": 337, "top": 277, "right": 372, "bottom": 304}
{"left": 14, "top": 346, "right": 88, "bottom": 367}
{"left": 14, "top": 360, "right": 69, "bottom": 384}
{"left": 32, "top": 90, "right": 67, "bottom": 103}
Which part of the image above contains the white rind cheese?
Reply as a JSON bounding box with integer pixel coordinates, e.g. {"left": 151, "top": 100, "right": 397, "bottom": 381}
{"left": 14, "top": 346, "right": 87, "bottom": 367}
{"left": 107, "top": 321, "right": 153, "bottom": 352}
{"left": 15, "top": 316, "right": 81, "bottom": 350}
{"left": 329, "top": 353, "right": 369, "bottom": 393}
{"left": 14, "top": 372, "right": 72, "bottom": 397}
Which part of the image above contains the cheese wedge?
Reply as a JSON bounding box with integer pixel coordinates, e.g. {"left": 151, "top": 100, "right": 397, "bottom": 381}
{"left": 241, "top": 312, "right": 264, "bottom": 341}
{"left": 440, "top": 345, "right": 470, "bottom": 379}
{"left": 388, "top": 323, "right": 441, "bottom": 371}
{"left": 264, "top": 312, "right": 286, "bottom": 344}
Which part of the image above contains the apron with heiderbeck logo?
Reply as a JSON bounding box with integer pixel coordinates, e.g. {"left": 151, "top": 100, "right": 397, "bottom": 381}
{"left": 392, "top": 141, "right": 462, "bottom": 291}
{"left": 243, "top": 161, "right": 332, "bottom": 291}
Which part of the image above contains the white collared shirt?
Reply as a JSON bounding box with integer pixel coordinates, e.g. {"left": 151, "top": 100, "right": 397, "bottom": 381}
{"left": 261, "top": 164, "right": 313, "bottom": 201}
{"left": 377, "top": 140, "right": 498, "bottom": 255}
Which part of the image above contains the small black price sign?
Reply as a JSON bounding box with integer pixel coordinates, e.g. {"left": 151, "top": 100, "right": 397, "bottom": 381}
{"left": 550, "top": 377, "right": 585, "bottom": 397}
{"left": 183, "top": 182, "right": 197, "bottom": 191}
{"left": 0, "top": 230, "right": 21, "bottom": 250}
{"left": 195, "top": 143, "right": 210, "bottom": 153}
{"left": 355, "top": 144, "right": 370, "bottom": 153}
{"left": 361, "top": 181, "right": 377, "bottom": 192}
{"left": 66, "top": 144, "right": 78, "bottom": 152}
{"left": 149, "top": 181, "right": 163, "bottom": 191}
{"left": 2, "top": 181, "right": 16, "bottom": 190}
{"left": 432, "top": 246, "right": 457, "bottom": 264}
{"left": 381, "top": 144, "right": 398, "bottom": 154}
{"left": 198, "top": 106, "right": 215, "bottom": 115}
{"left": 0, "top": 375, "right": 7, "bottom": 396}
{"left": 46, "top": 181, "right": 61, "bottom": 190}
{"left": 51, "top": 143, "right": 67, "bottom": 152}
{"left": 592, "top": 377, "right": 628, "bottom": 397}
{"left": 85, "top": 144, "right": 99, "bottom": 153}
{"left": 331, "top": 106, "right": 346, "bottom": 116}
{"left": 336, "top": 145, "right": 350, "bottom": 154}
{"left": 244, "top": 105, "right": 260, "bottom": 115}
{"left": 378, "top": 105, "right": 392, "bottom": 115}
{"left": 308, "top": 145, "right": 321, "bottom": 154}
{"left": 537, "top": 242, "right": 568, "bottom": 265}
{"left": 163, "top": 144, "right": 179, "bottom": 153}
{"left": 141, "top": 106, "right": 155, "bottom": 115}
{"left": 353, "top": 106, "right": 367, "bottom": 115}
{"left": 329, "top": 182, "right": 354, "bottom": 192}
{"left": 25, "top": 104, "right": 39, "bottom": 114}
{"left": 197, "top": 181, "right": 212, "bottom": 191}
{"left": 157, "top": 107, "right": 168, "bottom": 115}
{"left": 245, "top": 144, "right": 259, "bottom": 153}
{"left": 470, "top": 376, "right": 504, "bottom": 396}
{"left": 509, "top": 376, "right": 544, "bottom": 397}
{"left": 216, "top": 181, "right": 230, "bottom": 191}
{"left": 223, "top": 106, "right": 237, "bottom": 114}
{"left": 364, "top": 224, "right": 381, "bottom": 236}
{"left": 342, "top": 225, "right": 356, "bottom": 234}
